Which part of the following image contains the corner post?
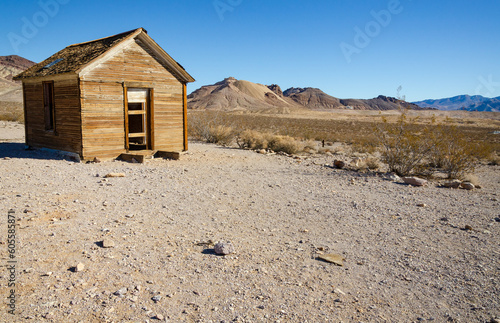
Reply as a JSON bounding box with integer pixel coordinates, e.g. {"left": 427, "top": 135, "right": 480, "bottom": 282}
{"left": 183, "top": 82, "right": 188, "bottom": 151}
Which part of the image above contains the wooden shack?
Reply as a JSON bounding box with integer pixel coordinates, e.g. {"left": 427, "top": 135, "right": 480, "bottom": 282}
{"left": 14, "top": 28, "right": 195, "bottom": 161}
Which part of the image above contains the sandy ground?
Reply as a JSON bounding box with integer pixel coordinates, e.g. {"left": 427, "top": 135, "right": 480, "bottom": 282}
{"left": 0, "top": 121, "right": 499, "bottom": 322}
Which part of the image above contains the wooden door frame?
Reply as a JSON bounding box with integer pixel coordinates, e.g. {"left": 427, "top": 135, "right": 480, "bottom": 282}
{"left": 123, "top": 86, "right": 154, "bottom": 151}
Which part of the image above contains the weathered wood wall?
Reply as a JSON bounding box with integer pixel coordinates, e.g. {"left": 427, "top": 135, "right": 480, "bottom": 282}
{"left": 23, "top": 77, "right": 82, "bottom": 154}
{"left": 80, "top": 39, "right": 185, "bottom": 159}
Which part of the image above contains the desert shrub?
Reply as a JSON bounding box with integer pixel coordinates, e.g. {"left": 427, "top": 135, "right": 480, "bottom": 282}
{"left": 268, "top": 135, "right": 302, "bottom": 155}
{"left": 377, "top": 111, "right": 436, "bottom": 176}
{"left": 429, "top": 124, "right": 492, "bottom": 179}
{"left": 377, "top": 108, "right": 494, "bottom": 178}
{"left": 0, "top": 102, "right": 24, "bottom": 123}
{"left": 188, "top": 111, "right": 235, "bottom": 146}
{"left": 205, "top": 125, "right": 235, "bottom": 146}
{"left": 236, "top": 129, "right": 270, "bottom": 150}
{"left": 365, "top": 157, "right": 381, "bottom": 170}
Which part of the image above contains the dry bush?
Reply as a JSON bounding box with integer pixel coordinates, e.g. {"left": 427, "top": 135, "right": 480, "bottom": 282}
{"left": 377, "top": 109, "right": 495, "bottom": 179}
{"left": 205, "top": 125, "right": 235, "bottom": 146}
{"left": 236, "top": 129, "right": 270, "bottom": 150}
{"left": 268, "top": 135, "right": 302, "bottom": 155}
{"left": 235, "top": 129, "right": 303, "bottom": 154}
{"left": 188, "top": 111, "right": 235, "bottom": 146}
{"left": 378, "top": 111, "right": 436, "bottom": 176}
{"left": 0, "top": 101, "right": 24, "bottom": 122}
{"left": 365, "top": 157, "right": 381, "bottom": 170}
{"left": 428, "top": 124, "right": 492, "bottom": 179}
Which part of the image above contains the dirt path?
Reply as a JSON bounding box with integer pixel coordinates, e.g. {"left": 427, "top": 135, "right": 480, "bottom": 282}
{"left": 0, "top": 122, "right": 499, "bottom": 322}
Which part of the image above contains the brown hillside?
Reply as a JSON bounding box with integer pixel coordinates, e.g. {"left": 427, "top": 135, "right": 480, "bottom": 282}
{"left": 188, "top": 77, "right": 427, "bottom": 112}
{"left": 187, "top": 77, "right": 300, "bottom": 113}
{"left": 0, "top": 55, "right": 35, "bottom": 102}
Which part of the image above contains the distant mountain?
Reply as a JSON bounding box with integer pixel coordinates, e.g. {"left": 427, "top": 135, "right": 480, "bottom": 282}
{"left": 188, "top": 77, "right": 429, "bottom": 112}
{"left": 413, "top": 95, "right": 500, "bottom": 112}
{"left": 0, "top": 55, "right": 35, "bottom": 102}
{"left": 187, "top": 77, "right": 298, "bottom": 113}
{"left": 283, "top": 87, "right": 344, "bottom": 109}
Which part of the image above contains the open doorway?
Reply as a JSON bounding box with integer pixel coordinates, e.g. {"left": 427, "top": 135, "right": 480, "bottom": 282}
{"left": 125, "top": 88, "right": 153, "bottom": 151}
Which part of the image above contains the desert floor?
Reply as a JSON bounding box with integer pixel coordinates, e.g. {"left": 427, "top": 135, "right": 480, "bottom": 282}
{"left": 0, "top": 121, "right": 499, "bottom": 322}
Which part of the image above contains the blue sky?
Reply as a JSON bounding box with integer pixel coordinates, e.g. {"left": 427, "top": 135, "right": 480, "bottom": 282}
{"left": 1, "top": 0, "right": 499, "bottom": 101}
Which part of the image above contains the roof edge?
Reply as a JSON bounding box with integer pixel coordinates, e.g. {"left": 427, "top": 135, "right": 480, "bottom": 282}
{"left": 136, "top": 32, "right": 195, "bottom": 83}
{"left": 74, "top": 28, "right": 144, "bottom": 74}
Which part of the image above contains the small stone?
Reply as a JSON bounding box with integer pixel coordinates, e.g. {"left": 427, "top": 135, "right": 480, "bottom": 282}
{"left": 258, "top": 149, "right": 267, "bottom": 154}
{"left": 93, "top": 157, "right": 101, "bottom": 163}
{"left": 460, "top": 182, "right": 475, "bottom": 190}
{"left": 152, "top": 295, "right": 162, "bottom": 303}
{"left": 402, "top": 177, "right": 427, "bottom": 186}
{"left": 386, "top": 173, "right": 401, "bottom": 182}
{"left": 155, "top": 314, "right": 165, "bottom": 320}
{"left": 333, "top": 288, "right": 346, "bottom": 295}
{"left": 494, "top": 217, "right": 500, "bottom": 223}
{"left": 443, "top": 179, "right": 461, "bottom": 188}
{"left": 334, "top": 160, "right": 345, "bottom": 169}
{"left": 104, "top": 173, "right": 125, "bottom": 178}
{"left": 318, "top": 253, "right": 345, "bottom": 266}
{"left": 463, "top": 225, "right": 473, "bottom": 231}
{"left": 417, "top": 203, "right": 427, "bottom": 207}
{"left": 42, "top": 272, "right": 53, "bottom": 277}
{"left": 214, "top": 242, "right": 235, "bottom": 255}
{"left": 114, "top": 288, "right": 127, "bottom": 296}
{"left": 75, "top": 263, "right": 85, "bottom": 272}
{"left": 102, "top": 238, "right": 115, "bottom": 248}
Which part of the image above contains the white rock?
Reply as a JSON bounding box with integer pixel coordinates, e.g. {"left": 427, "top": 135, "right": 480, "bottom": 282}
{"left": 402, "top": 177, "right": 427, "bottom": 187}
{"left": 460, "top": 182, "right": 475, "bottom": 190}
{"left": 75, "top": 263, "right": 85, "bottom": 272}
{"left": 214, "top": 242, "right": 235, "bottom": 255}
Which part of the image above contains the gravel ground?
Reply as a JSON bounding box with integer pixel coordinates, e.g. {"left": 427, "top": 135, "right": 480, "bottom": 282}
{"left": 0, "top": 121, "right": 499, "bottom": 323}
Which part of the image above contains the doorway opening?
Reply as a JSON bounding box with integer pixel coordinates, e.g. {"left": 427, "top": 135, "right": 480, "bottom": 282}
{"left": 125, "top": 88, "right": 152, "bottom": 151}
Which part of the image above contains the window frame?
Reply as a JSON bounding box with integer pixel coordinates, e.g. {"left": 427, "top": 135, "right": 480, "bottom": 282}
{"left": 42, "top": 81, "right": 56, "bottom": 132}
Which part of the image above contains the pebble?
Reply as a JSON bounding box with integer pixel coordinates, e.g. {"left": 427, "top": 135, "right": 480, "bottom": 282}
{"left": 460, "top": 182, "right": 475, "bottom": 190}
{"left": 402, "top": 177, "right": 427, "bottom": 187}
{"left": 102, "top": 238, "right": 115, "bottom": 248}
{"left": 75, "top": 263, "right": 85, "bottom": 272}
{"left": 443, "top": 179, "right": 461, "bottom": 188}
{"left": 214, "top": 242, "right": 235, "bottom": 255}
{"left": 333, "top": 288, "right": 346, "bottom": 295}
{"left": 318, "top": 253, "right": 345, "bottom": 266}
{"left": 152, "top": 295, "right": 162, "bottom": 303}
{"left": 114, "top": 288, "right": 127, "bottom": 296}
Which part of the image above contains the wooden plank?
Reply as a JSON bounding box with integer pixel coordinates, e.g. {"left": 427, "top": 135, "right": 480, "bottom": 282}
{"left": 128, "top": 110, "right": 146, "bottom": 115}
{"left": 123, "top": 84, "right": 129, "bottom": 150}
{"left": 22, "top": 82, "right": 29, "bottom": 145}
{"left": 183, "top": 82, "right": 188, "bottom": 151}
{"left": 129, "top": 132, "right": 146, "bottom": 137}
{"left": 149, "top": 88, "right": 154, "bottom": 150}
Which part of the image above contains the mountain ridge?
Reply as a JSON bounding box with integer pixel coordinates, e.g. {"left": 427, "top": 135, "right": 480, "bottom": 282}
{"left": 413, "top": 95, "right": 500, "bottom": 112}
{"left": 188, "top": 77, "right": 429, "bottom": 112}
